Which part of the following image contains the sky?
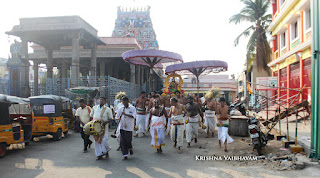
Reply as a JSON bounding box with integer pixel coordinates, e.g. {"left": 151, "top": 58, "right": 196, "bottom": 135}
{"left": 0, "top": 0, "right": 260, "bottom": 77}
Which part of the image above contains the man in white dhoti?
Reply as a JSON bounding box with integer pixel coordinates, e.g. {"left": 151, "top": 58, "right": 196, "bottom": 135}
{"left": 169, "top": 98, "right": 189, "bottom": 154}
{"left": 90, "top": 97, "right": 113, "bottom": 160}
{"left": 185, "top": 95, "right": 204, "bottom": 148}
{"left": 116, "top": 96, "right": 137, "bottom": 160}
{"left": 135, "top": 91, "right": 149, "bottom": 137}
{"left": 164, "top": 94, "right": 171, "bottom": 135}
{"left": 216, "top": 97, "right": 234, "bottom": 152}
{"left": 203, "top": 96, "right": 217, "bottom": 138}
{"left": 148, "top": 99, "right": 168, "bottom": 153}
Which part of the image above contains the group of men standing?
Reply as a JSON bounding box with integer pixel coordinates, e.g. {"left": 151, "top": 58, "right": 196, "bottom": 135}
{"left": 75, "top": 96, "right": 136, "bottom": 160}
{"left": 74, "top": 90, "right": 234, "bottom": 161}
{"left": 134, "top": 90, "right": 234, "bottom": 154}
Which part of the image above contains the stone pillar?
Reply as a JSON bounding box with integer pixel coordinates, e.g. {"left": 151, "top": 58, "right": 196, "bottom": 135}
{"left": 62, "top": 62, "right": 68, "bottom": 79}
{"left": 107, "top": 62, "right": 113, "bottom": 76}
{"left": 141, "top": 66, "right": 145, "bottom": 85}
{"left": 57, "top": 61, "right": 62, "bottom": 79}
{"left": 33, "top": 61, "right": 39, "bottom": 96}
{"left": 136, "top": 65, "right": 141, "bottom": 86}
{"left": 145, "top": 67, "right": 150, "bottom": 93}
{"left": 100, "top": 61, "right": 105, "bottom": 78}
{"left": 130, "top": 64, "right": 136, "bottom": 84}
{"left": 21, "top": 39, "right": 30, "bottom": 97}
{"left": 71, "top": 33, "right": 80, "bottom": 87}
{"left": 90, "top": 43, "right": 97, "bottom": 86}
{"left": 113, "top": 63, "right": 119, "bottom": 78}
{"left": 62, "top": 62, "right": 68, "bottom": 93}
{"left": 46, "top": 49, "right": 53, "bottom": 79}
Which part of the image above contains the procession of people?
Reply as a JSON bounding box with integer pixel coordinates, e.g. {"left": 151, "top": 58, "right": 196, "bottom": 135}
{"left": 76, "top": 89, "right": 233, "bottom": 160}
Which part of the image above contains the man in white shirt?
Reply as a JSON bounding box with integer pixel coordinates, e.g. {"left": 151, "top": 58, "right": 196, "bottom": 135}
{"left": 90, "top": 97, "right": 113, "bottom": 160}
{"left": 116, "top": 96, "right": 137, "bottom": 160}
{"left": 75, "top": 99, "right": 92, "bottom": 153}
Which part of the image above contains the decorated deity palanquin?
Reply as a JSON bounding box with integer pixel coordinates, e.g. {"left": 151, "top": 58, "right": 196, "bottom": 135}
{"left": 268, "top": 0, "right": 312, "bottom": 103}
{"left": 112, "top": 6, "right": 159, "bottom": 49}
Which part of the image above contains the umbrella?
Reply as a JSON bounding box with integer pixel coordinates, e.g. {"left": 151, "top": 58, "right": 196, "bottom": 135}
{"left": 165, "top": 60, "right": 228, "bottom": 97}
{"left": 122, "top": 49, "right": 183, "bottom": 91}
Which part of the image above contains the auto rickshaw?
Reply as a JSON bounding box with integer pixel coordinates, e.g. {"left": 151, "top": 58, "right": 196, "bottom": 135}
{"left": 0, "top": 94, "right": 33, "bottom": 158}
{"left": 29, "top": 95, "right": 68, "bottom": 141}
{"left": 61, "top": 96, "right": 74, "bottom": 130}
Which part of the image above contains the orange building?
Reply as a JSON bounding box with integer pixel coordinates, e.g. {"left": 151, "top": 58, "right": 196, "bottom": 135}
{"left": 268, "top": 0, "right": 312, "bottom": 103}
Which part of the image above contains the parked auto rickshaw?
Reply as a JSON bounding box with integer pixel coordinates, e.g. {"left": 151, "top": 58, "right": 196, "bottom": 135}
{"left": 29, "top": 95, "right": 68, "bottom": 141}
{"left": 61, "top": 96, "right": 74, "bottom": 130}
{"left": 0, "top": 94, "right": 33, "bottom": 158}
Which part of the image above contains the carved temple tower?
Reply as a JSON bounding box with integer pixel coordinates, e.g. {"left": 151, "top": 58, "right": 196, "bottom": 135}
{"left": 112, "top": 6, "right": 159, "bottom": 49}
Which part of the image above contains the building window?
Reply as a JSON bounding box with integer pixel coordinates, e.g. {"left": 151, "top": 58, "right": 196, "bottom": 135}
{"left": 281, "top": 31, "right": 286, "bottom": 48}
{"left": 191, "top": 78, "right": 196, "bottom": 84}
{"left": 305, "top": 8, "right": 311, "bottom": 30}
{"left": 239, "top": 81, "right": 243, "bottom": 86}
{"left": 273, "top": 35, "right": 278, "bottom": 51}
{"left": 291, "top": 20, "right": 298, "bottom": 40}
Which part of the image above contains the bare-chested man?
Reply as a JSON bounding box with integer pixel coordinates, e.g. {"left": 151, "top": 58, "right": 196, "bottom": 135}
{"left": 135, "top": 91, "right": 149, "bottom": 137}
{"left": 216, "top": 97, "right": 234, "bottom": 152}
{"left": 148, "top": 98, "right": 168, "bottom": 153}
{"left": 194, "top": 94, "right": 203, "bottom": 108}
{"left": 203, "top": 96, "right": 217, "bottom": 137}
{"left": 185, "top": 95, "right": 203, "bottom": 148}
{"left": 174, "top": 91, "right": 186, "bottom": 105}
{"left": 147, "top": 91, "right": 159, "bottom": 111}
{"left": 168, "top": 98, "right": 189, "bottom": 154}
{"left": 164, "top": 94, "right": 171, "bottom": 134}
{"left": 175, "top": 91, "right": 188, "bottom": 132}
{"left": 146, "top": 91, "right": 157, "bottom": 131}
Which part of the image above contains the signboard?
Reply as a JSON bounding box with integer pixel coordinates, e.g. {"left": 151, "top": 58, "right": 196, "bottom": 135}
{"left": 43, "top": 105, "right": 55, "bottom": 114}
{"left": 256, "top": 77, "right": 278, "bottom": 91}
{"left": 7, "top": 58, "right": 22, "bottom": 67}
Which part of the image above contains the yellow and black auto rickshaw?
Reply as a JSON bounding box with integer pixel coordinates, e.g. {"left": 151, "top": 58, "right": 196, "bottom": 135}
{"left": 0, "top": 94, "right": 33, "bottom": 158}
{"left": 61, "top": 96, "right": 74, "bottom": 130}
{"left": 29, "top": 95, "right": 68, "bottom": 141}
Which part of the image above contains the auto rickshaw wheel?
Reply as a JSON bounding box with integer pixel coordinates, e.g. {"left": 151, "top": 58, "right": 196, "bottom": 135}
{"left": 53, "top": 128, "right": 62, "bottom": 141}
{"left": 0, "top": 143, "right": 6, "bottom": 158}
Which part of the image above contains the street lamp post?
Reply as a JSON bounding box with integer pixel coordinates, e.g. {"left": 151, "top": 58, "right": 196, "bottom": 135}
{"left": 310, "top": 0, "right": 320, "bottom": 161}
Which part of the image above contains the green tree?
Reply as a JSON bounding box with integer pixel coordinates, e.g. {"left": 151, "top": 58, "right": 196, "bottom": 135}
{"left": 229, "top": 0, "right": 272, "bottom": 72}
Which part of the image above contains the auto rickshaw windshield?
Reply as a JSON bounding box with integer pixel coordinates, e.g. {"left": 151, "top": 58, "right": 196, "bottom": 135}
{"left": 32, "top": 103, "right": 62, "bottom": 117}
{"left": 9, "top": 104, "right": 31, "bottom": 115}
{"left": 0, "top": 103, "right": 10, "bottom": 125}
{"left": 29, "top": 95, "right": 63, "bottom": 117}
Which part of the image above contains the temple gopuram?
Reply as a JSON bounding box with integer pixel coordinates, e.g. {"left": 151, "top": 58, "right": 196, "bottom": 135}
{"left": 112, "top": 6, "right": 159, "bottom": 50}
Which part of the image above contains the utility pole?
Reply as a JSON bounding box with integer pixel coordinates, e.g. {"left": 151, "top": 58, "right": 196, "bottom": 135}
{"left": 310, "top": 0, "right": 320, "bottom": 162}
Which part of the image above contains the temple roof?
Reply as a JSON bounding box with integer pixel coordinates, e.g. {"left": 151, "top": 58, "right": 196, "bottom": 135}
{"left": 100, "top": 37, "right": 142, "bottom": 48}
{"left": 6, "top": 16, "right": 105, "bottom": 48}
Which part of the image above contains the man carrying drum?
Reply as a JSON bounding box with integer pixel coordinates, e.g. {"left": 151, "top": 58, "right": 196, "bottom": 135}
{"left": 75, "top": 99, "right": 92, "bottom": 153}
{"left": 90, "top": 97, "right": 113, "bottom": 160}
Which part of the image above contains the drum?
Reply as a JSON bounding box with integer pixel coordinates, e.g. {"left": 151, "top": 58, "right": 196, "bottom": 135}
{"left": 202, "top": 123, "right": 207, "bottom": 129}
{"left": 83, "top": 120, "right": 105, "bottom": 135}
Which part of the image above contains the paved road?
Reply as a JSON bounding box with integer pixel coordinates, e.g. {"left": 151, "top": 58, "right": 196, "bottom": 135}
{"left": 1, "top": 130, "right": 320, "bottom": 178}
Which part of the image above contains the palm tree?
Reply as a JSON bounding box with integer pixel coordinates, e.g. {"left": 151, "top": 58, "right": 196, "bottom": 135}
{"left": 229, "top": 0, "right": 272, "bottom": 72}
